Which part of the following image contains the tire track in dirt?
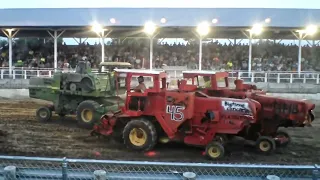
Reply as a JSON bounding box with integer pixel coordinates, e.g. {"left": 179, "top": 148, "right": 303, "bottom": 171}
{"left": 0, "top": 99, "right": 319, "bottom": 164}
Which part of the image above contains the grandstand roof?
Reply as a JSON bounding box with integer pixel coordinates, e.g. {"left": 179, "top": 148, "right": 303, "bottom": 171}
{"left": 0, "top": 8, "right": 320, "bottom": 39}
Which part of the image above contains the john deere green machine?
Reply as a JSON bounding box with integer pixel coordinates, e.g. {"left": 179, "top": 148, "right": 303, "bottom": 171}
{"left": 29, "top": 61, "right": 131, "bottom": 128}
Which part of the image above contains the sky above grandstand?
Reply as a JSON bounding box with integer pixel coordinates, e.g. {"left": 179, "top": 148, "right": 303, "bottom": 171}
{"left": 2, "top": 0, "right": 320, "bottom": 9}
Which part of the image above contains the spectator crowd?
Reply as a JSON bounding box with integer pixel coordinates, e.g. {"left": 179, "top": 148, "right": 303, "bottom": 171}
{"left": 0, "top": 38, "right": 319, "bottom": 72}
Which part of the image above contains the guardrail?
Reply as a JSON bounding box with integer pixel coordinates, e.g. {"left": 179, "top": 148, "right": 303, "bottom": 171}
{"left": 0, "top": 155, "right": 319, "bottom": 180}
{"left": 0, "top": 68, "right": 319, "bottom": 84}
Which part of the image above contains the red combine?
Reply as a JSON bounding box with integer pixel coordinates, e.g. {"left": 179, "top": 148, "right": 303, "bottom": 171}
{"left": 181, "top": 70, "right": 315, "bottom": 153}
{"left": 91, "top": 69, "right": 262, "bottom": 159}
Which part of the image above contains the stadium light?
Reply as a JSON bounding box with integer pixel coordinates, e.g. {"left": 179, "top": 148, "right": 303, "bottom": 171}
{"left": 265, "top": 18, "right": 271, "bottom": 24}
{"left": 144, "top": 21, "right": 157, "bottom": 35}
{"left": 305, "top": 24, "right": 318, "bottom": 35}
{"left": 196, "top": 21, "right": 210, "bottom": 36}
{"left": 160, "top": 17, "right": 167, "bottom": 24}
{"left": 109, "top": 18, "right": 116, "bottom": 24}
{"left": 91, "top": 22, "right": 104, "bottom": 33}
{"left": 212, "top": 18, "right": 218, "bottom": 24}
{"left": 296, "top": 24, "right": 318, "bottom": 36}
{"left": 250, "top": 23, "right": 263, "bottom": 35}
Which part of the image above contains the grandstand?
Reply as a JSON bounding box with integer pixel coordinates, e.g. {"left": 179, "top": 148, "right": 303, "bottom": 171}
{"left": 1, "top": 8, "right": 320, "bottom": 179}
{"left": 0, "top": 8, "right": 320, "bottom": 77}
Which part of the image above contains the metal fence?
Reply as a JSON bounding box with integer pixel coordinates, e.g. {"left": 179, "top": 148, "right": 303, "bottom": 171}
{"left": 0, "top": 156, "right": 319, "bottom": 180}
{"left": 0, "top": 67, "right": 320, "bottom": 84}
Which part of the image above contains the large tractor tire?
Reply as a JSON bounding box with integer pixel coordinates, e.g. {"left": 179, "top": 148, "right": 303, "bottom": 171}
{"left": 36, "top": 106, "right": 52, "bottom": 122}
{"left": 76, "top": 100, "right": 101, "bottom": 129}
{"left": 123, "top": 119, "right": 157, "bottom": 151}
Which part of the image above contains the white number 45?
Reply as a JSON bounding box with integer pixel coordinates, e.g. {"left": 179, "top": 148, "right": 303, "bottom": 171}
{"left": 166, "top": 105, "right": 185, "bottom": 121}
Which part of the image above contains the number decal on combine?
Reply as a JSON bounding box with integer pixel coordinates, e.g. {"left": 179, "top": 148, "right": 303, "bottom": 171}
{"left": 166, "top": 105, "right": 185, "bottom": 121}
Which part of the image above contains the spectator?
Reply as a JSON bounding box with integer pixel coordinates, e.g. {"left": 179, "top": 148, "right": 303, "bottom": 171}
{"left": 0, "top": 38, "right": 319, "bottom": 72}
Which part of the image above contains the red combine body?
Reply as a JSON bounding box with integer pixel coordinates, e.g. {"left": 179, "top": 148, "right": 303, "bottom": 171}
{"left": 181, "top": 70, "right": 315, "bottom": 153}
{"left": 91, "top": 69, "right": 261, "bottom": 159}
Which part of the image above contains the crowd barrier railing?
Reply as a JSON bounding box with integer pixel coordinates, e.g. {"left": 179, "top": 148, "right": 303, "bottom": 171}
{"left": 0, "top": 155, "right": 318, "bottom": 180}
{"left": 0, "top": 68, "right": 319, "bottom": 84}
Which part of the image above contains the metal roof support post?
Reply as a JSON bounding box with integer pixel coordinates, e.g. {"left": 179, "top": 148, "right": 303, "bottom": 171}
{"left": 248, "top": 32, "right": 253, "bottom": 74}
{"left": 297, "top": 32, "right": 303, "bottom": 75}
{"left": 8, "top": 35, "right": 13, "bottom": 77}
{"left": 292, "top": 30, "right": 308, "bottom": 76}
{"left": 101, "top": 31, "right": 105, "bottom": 70}
{"left": 99, "top": 30, "right": 112, "bottom": 72}
{"left": 199, "top": 37, "right": 202, "bottom": 70}
{"left": 242, "top": 30, "right": 252, "bottom": 75}
{"left": 149, "top": 36, "right": 153, "bottom": 70}
{"left": 48, "top": 30, "right": 65, "bottom": 72}
{"left": 147, "top": 33, "right": 158, "bottom": 70}
{"left": 1, "top": 29, "right": 19, "bottom": 77}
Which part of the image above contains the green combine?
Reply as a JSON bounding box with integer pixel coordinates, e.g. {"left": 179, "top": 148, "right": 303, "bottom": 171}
{"left": 29, "top": 61, "right": 131, "bottom": 128}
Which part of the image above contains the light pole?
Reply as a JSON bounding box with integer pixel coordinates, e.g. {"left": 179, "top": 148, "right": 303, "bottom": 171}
{"left": 91, "top": 22, "right": 112, "bottom": 72}
{"left": 196, "top": 22, "right": 210, "bottom": 70}
{"left": 143, "top": 21, "right": 157, "bottom": 70}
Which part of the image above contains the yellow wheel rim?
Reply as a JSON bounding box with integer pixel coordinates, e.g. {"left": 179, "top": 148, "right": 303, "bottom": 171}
{"left": 208, "top": 146, "right": 221, "bottom": 158}
{"left": 81, "top": 109, "right": 93, "bottom": 123}
{"left": 39, "top": 111, "right": 47, "bottom": 118}
{"left": 129, "top": 128, "right": 147, "bottom": 147}
{"left": 259, "top": 141, "right": 271, "bottom": 152}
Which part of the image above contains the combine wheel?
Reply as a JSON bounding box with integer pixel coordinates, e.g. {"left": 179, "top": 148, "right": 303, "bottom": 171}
{"left": 76, "top": 100, "right": 101, "bottom": 129}
{"left": 256, "top": 136, "right": 276, "bottom": 154}
{"left": 274, "top": 130, "right": 291, "bottom": 147}
{"left": 123, "top": 119, "right": 157, "bottom": 151}
{"left": 36, "top": 106, "right": 52, "bottom": 122}
{"left": 205, "top": 141, "right": 225, "bottom": 160}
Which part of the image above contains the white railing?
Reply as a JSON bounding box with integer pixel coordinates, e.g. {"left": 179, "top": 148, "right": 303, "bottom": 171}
{"left": 0, "top": 68, "right": 319, "bottom": 84}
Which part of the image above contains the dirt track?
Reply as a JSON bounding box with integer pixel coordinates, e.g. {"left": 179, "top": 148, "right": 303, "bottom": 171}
{"left": 0, "top": 99, "right": 319, "bottom": 165}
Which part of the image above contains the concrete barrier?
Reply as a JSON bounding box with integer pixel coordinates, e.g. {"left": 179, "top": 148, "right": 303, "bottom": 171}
{"left": 0, "top": 79, "right": 29, "bottom": 89}
{"left": 0, "top": 89, "right": 30, "bottom": 99}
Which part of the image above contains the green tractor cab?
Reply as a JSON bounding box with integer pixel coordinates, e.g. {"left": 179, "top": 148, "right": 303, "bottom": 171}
{"left": 29, "top": 61, "right": 131, "bottom": 129}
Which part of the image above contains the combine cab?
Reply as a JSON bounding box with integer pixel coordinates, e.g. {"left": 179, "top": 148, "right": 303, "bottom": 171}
{"left": 91, "top": 69, "right": 262, "bottom": 160}
{"left": 181, "top": 70, "right": 315, "bottom": 153}
{"left": 29, "top": 61, "right": 131, "bottom": 128}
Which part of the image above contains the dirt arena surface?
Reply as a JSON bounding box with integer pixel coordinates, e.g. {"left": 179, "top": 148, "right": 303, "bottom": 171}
{"left": 0, "top": 98, "right": 319, "bottom": 165}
